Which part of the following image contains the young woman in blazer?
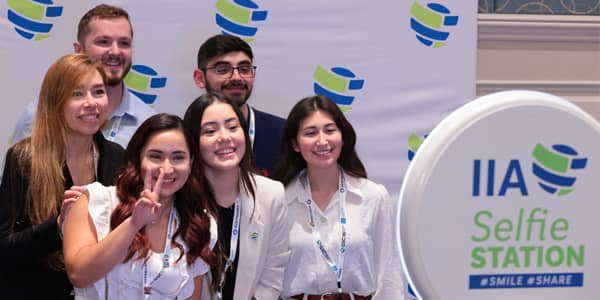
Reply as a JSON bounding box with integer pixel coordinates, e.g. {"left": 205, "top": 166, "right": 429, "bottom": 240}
{"left": 183, "top": 92, "right": 289, "bottom": 300}
{"left": 273, "top": 95, "right": 405, "bottom": 300}
{"left": 0, "top": 53, "right": 124, "bottom": 299}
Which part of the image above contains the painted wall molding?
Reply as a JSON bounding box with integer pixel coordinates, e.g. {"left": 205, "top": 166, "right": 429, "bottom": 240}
{"left": 477, "top": 80, "right": 600, "bottom": 95}
{"left": 478, "top": 13, "right": 600, "bottom": 43}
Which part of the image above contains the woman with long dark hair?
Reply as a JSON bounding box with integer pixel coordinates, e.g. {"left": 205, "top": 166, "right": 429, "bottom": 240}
{"left": 63, "top": 114, "right": 216, "bottom": 299}
{"left": 273, "top": 95, "right": 404, "bottom": 300}
{"left": 183, "top": 92, "right": 289, "bottom": 300}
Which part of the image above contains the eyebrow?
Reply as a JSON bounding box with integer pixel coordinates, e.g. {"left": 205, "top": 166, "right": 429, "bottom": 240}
{"left": 301, "top": 123, "right": 336, "bottom": 131}
{"left": 213, "top": 60, "right": 252, "bottom": 66}
{"left": 202, "top": 117, "right": 239, "bottom": 127}
{"left": 147, "top": 149, "right": 188, "bottom": 155}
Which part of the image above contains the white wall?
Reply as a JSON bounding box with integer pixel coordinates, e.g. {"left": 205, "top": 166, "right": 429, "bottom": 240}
{"left": 477, "top": 13, "right": 600, "bottom": 119}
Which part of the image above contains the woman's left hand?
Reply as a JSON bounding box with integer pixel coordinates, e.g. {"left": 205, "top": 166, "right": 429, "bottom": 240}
{"left": 58, "top": 185, "right": 84, "bottom": 229}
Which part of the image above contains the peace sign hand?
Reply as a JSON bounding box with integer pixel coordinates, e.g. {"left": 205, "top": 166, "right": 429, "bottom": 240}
{"left": 131, "top": 167, "right": 164, "bottom": 229}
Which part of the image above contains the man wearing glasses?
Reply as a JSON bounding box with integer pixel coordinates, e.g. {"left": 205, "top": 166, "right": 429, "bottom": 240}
{"left": 193, "top": 34, "right": 285, "bottom": 176}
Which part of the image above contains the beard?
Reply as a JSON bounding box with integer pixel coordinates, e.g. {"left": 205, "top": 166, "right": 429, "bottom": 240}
{"left": 206, "top": 81, "right": 252, "bottom": 107}
{"left": 105, "top": 62, "right": 131, "bottom": 87}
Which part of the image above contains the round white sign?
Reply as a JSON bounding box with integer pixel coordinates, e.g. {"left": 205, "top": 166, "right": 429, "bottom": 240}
{"left": 398, "top": 90, "right": 600, "bottom": 300}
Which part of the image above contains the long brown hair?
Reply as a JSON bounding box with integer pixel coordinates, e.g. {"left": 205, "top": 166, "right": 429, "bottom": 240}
{"left": 110, "top": 114, "right": 215, "bottom": 267}
{"left": 29, "top": 53, "right": 106, "bottom": 225}
{"left": 183, "top": 92, "right": 256, "bottom": 291}
{"left": 272, "top": 95, "right": 367, "bottom": 185}
{"left": 25, "top": 53, "right": 106, "bottom": 269}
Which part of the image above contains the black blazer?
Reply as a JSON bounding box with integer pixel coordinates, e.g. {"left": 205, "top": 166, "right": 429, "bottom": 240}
{"left": 0, "top": 132, "right": 124, "bottom": 299}
{"left": 251, "top": 107, "right": 285, "bottom": 177}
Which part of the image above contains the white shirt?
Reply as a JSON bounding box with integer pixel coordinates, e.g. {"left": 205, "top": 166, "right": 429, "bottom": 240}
{"left": 281, "top": 172, "right": 405, "bottom": 299}
{"left": 75, "top": 182, "right": 217, "bottom": 300}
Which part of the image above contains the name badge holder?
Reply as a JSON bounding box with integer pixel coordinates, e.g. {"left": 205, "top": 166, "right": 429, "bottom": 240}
{"left": 303, "top": 167, "right": 347, "bottom": 293}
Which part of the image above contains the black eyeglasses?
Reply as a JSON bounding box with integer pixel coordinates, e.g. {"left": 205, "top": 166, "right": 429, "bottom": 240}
{"left": 204, "top": 64, "right": 257, "bottom": 78}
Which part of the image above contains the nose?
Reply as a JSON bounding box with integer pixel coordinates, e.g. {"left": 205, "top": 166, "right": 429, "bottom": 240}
{"left": 216, "top": 128, "right": 231, "bottom": 142}
{"left": 316, "top": 131, "right": 327, "bottom": 145}
{"left": 229, "top": 67, "right": 242, "bottom": 80}
{"left": 108, "top": 41, "right": 119, "bottom": 54}
{"left": 82, "top": 92, "right": 97, "bottom": 108}
{"left": 161, "top": 160, "right": 174, "bottom": 174}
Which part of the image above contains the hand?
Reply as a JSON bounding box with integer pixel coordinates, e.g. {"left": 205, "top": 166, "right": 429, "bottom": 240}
{"left": 131, "top": 168, "right": 164, "bottom": 229}
{"left": 58, "top": 186, "right": 85, "bottom": 229}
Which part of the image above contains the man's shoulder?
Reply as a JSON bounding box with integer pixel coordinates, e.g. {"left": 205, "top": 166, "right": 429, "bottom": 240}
{"left": 252, "top": 107, "right": 285, "bottom": 125}
{"left": 125, "top": 90, "right": 157, "bottom": 119}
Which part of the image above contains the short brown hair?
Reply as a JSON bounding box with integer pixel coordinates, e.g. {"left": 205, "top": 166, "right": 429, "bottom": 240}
{"left": 77, "top": 4, "right": 132, "bottom": 44}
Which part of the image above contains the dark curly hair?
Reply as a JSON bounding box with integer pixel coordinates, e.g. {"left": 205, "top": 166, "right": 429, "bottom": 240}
{"left": 110, "top": 113, "right": 215, "bottom": 267}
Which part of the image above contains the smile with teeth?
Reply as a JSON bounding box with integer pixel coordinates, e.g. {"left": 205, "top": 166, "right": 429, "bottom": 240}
{"left": 215, "top": 148, "right": 235, "bottom": 155}
{"left": 313, "top": 148, "right": 332, "bottom": 156}
{"left": 80, "top": 114, "right": 99, "bottom": 121}
{"left": 104, "top": 59, "right": 121, "bottom": 67}
{"left": 162, "top": 178, "right": 175, "bottom": 183}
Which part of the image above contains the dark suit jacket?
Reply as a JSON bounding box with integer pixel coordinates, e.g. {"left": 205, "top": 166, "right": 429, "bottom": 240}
{"left": 252, "top": 107, "right": 285, "bottom": 177}
{"left": 0, "top": 132, "right": 124, "bottom": 299}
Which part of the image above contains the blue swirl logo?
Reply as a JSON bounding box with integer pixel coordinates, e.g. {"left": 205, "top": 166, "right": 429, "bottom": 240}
{"left": 313, "top": 66, "right": 364, "bottom": 112}
{"left": 531, "top": 143, "right": 587, "bottom": 196}
{"left": 410, "top": 2, "right": 458, "bottom": 48}
{"left": 6, "top": 0, "right": 63, "bottom": 41}
{"left": 215, "top": 0, "right": 268, "bottom": 42}
{"left": 123, "top": 65, "right": 167, "bottom": 106}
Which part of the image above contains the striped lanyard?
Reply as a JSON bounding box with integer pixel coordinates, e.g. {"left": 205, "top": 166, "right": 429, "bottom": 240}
{"left": 303, "top": 167, "right": 347, "bottom": 293}
{"left": 108, "top": 114, "right": 123, "bottom": 142}
{"left": 142, "top": 201, "right": 176, "bottom": 298}
{"left": 248, "top": 106, "right": 256, "bottom": 149}
{"left": 216, "top": 197, "right": 241, "bottom": 300}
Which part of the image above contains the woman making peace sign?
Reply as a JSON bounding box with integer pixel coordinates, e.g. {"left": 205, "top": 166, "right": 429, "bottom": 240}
{"left": 63, "top": 114, "right": 216, "bottom": 299}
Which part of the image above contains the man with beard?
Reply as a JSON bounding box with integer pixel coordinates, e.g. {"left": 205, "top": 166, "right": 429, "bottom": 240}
{"left": 12, "top": 4, "right": 155, "bottom": 148}
{"left": 193, "top": 34, "right": 285, "bottom": 176}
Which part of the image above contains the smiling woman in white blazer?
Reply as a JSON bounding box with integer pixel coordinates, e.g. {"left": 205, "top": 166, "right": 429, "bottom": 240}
{"left": 184, "top": 92, "right": 290, "bottom": 300}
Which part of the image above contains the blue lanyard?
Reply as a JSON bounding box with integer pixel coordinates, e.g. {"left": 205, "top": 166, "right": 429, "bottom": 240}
{"left": 216, "top": 197, "right": 241, "bottom": 300}
{"left": 248, "top": 106, "right": 256, "bottom": 149}
{"left": 142, "top": 201, "right": 176, "bottom": 297}
{"left": 303, "top": 167, "right": 347, "bottom": 293}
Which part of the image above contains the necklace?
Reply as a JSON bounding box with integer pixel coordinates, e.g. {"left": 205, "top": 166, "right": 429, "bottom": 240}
{"left": 92, "top": 142, "right": 97, "bottom": 180}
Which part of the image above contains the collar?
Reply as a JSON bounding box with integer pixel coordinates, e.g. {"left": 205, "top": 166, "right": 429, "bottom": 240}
{"left": 287, "top": 169, "right": 366, "bottom": 205}
{"left": 237, "top": 173, "right": 259, "bottom": 222}
{"left": 110, "top": 85, "right": 135, "bottom": 120}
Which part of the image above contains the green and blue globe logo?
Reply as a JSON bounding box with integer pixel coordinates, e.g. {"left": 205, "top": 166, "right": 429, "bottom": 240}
{"left": 123, "top": 65, "right": 167, "bottom": 106}
{"left": 215, "top": 0, "right": 268, "bottom": 43}
{"left": 313, "top": 66, "right": 364, "bottom": 112}
{"left": 532, "top": 143, "right": 587, "bottom": 196}
{"left": 410, "top": 1, "right": 458, "bottom": 48}
{"left": 408, "top": 133, "right": 427, "bottom": 161}
{"left": 6, "top": 0, "right": 63, "bottom": 41}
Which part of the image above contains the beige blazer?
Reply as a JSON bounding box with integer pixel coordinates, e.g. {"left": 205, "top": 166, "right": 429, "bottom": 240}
{"left": 202, "top": 174, "right": 290, "bottom": 300}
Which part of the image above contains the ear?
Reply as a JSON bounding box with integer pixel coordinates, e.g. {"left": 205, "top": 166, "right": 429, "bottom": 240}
{"left": 193, "top": 69, "right": 207, "bottom": 89}
{"left": 73, "top": 41, "right": 83, "bottom": 53}
{"left": 291, "top": 140, "right": 300, "bottom": 152}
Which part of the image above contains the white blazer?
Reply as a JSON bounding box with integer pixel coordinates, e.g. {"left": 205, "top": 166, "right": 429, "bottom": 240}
{"left": 202, "top": 174, "right": 290, "bottom": 300}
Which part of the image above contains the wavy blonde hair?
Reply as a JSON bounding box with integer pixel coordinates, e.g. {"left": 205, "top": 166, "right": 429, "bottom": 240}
{"left": 28, "top": 53, "right": 106, "bottom": 225}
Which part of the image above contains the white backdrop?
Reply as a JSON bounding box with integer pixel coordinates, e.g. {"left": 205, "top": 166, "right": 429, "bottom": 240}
{"left": 0, "top": 0, "right": 476, "bottom": 200}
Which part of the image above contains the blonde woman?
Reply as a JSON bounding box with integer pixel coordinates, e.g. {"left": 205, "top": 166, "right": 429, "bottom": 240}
{"left": 0, "top": 53, "right": 124, "bottom": 299}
